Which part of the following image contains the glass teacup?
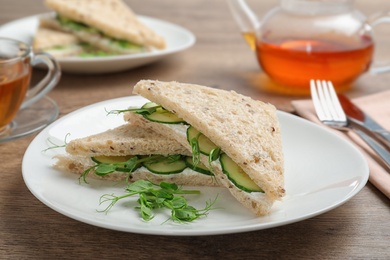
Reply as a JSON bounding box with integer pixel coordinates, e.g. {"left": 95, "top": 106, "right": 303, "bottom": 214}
{"left": 0, "top": 37, "right": 61, "bottom": 139}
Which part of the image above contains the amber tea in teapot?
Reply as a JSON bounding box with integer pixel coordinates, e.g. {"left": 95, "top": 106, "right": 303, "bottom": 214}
{"left": 256, "top": 35, "right": 374, "bottom": 92}
{"left": 228, "top": 0, "right": 390, "bottom": 95}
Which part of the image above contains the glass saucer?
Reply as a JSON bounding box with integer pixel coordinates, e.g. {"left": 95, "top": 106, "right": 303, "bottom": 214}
{"left": 0, "top": 96, "right": 59, "bottom": 143}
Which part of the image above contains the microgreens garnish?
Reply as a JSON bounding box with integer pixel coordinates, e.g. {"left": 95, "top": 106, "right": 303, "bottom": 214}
{"left": 190, "top": 133, "right": 202, "bottom": 167}
{"left": 189, "top": 134, "right": 221, "bottom": 170}
{"left": 208, "top": 147, "right": 221, "bottom": 168}
{"left": 43, "top": 133, "right": 71, "bottom": 152}
{"left": 98, "top": 180, "right": 218, "bottom": 223}
{"left": 106, "top": 105, "right": 160, "bottom": 116}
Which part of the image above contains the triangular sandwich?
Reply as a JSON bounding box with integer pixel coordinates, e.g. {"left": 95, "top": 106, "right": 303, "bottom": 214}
{"left": 42, "top": 0, "right": 165, "bottom": 54}
{"left": 124, "top": 80, "right": 285, "bottom": 216}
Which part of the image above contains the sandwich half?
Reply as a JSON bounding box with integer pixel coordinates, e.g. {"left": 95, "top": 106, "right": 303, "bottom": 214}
{"left": 33, "top": 25, "right": 110, "bottom": 58}
{"left": 54, "top": 123, "right": 220, "bottom": 186}
{"left": 124, "top": 80, "right": 285, "bottom": 216}
{"left": 43, "top": 0, "right": 166, "bottom": 54}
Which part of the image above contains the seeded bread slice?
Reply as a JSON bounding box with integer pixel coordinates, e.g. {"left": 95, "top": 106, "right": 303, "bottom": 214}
{"left": 65, "top": 123, "right": 191, "bottom": 157}
{"left": 33, "top": 26, "right": 79, "bottom": 50}
{"left": 131, "top": 80, "right": 285, "bottom": 215}
{"left": 44, "top": 0, "right": 165, "bottom": 49}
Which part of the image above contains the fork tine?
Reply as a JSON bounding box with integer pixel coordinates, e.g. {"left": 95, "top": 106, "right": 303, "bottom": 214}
{"left": 326, "top": 81, "right": 347, "bottom": 122}
{"left": 310, "top": 80, "right": 328, "bottom": 120}
{"left": 320, "top": 80, "right": 339, "bottom": 120}
{"left": 310, "top": 79, "right": 347, "bottom": 123}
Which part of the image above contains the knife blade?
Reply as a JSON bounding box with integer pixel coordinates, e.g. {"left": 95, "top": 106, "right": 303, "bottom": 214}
{"left": 338, "top": 94, "right": 390, "bottom": 151}
{"left": 356, "top": 130, "right": 390, "bottom": 171}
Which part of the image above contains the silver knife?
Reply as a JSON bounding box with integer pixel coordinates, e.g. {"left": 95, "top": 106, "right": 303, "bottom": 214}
{"left": 338, "top": 94, "right": 390, "bottom": 151}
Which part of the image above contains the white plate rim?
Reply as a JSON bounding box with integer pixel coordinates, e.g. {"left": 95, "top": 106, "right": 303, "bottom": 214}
{"left": 0, "top": 13, "right": 196, "bottom": 73}
{"left": 21, "top": 96, "right": 369, "bottom": 236}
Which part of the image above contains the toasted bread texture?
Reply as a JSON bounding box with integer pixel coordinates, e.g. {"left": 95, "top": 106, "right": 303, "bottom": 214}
{"left": 131, "top": 80, "right": 285, "bottom": 215}
{"left": 66, "top": 124, "right": 191, "bottom": 157}
{"left": 44, "top": 0, "right": 165, "bottom": 49}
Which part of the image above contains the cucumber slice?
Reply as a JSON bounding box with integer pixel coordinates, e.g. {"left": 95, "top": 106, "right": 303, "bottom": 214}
{"left": 142, "top": 156, "right": 187, "bottom": 174}
{"left": 220, "top": 154, "right": 264, "bottom": 193}
{"left": 92, "top": 155, "right": 135, "bottom": 164}
{"left": 91, "top": 155, "right": 139, "bottom": 172}
{"left": 141, "top": 102, "right": 159, "bottom": 109}
{"left": 184, "top": 156, "right": 213, "bottom": 176}
{"left": 141, "top": 102, "right": 185, "bottom": 124}
{"left": 187, "top": 126, "right": 219, "bottom": 155}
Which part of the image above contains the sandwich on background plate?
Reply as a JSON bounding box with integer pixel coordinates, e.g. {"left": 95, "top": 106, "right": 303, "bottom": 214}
{"left": 55, "top": 123, "right": 220, "bottom": 186}
{"left": 124, "top": 80, "right": 285, "bottom": 216}
{"left": 33, "top": 25, "right": 111, "bottom": 58}
{"left": 41, "top": 0, "right": 166, "bottom": 55}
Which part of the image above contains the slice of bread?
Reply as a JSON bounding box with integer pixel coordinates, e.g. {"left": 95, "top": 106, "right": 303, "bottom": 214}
{"left": 131, "top": 80, "right": 285, "bottom": 215}
{"left": 66, "top": 123, "right": 191, "bottom": 157}
{"left": 44, "top": 0, "right": 165, "bottom": 49}
{"left": 33, "top": 26, "right": 79, "bottom": 50}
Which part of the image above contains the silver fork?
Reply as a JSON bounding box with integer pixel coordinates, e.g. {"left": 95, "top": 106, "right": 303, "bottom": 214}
{"left": 310, "top": 79, "right": 390, "bottom": 170}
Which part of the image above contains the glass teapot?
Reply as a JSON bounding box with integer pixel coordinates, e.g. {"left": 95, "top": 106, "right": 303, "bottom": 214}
{"left": 228, "top": 0, "right": 390, "bottom": 95}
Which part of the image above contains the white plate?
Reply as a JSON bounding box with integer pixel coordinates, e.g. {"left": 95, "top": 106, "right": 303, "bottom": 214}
{"left": 22, "top": 96, "right": 369, "bottom": 236}
{"left": 0, "top": 13, "right": 195, "bottom": 74}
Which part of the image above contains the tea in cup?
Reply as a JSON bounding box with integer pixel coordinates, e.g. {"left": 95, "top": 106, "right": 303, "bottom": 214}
{"left": 0, "top": 37, "right": 60, "bottom": 138}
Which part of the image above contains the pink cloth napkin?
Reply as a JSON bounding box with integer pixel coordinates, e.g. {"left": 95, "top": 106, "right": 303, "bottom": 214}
{"left": 292, "top": 90, "right": 390, "bottom": 199}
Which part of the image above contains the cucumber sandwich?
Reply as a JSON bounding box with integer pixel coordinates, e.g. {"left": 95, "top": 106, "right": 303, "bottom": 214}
{"left": 38, "top": 0, "right": 166, "bottom": 56}
{"left": 33, "top": 26, "right": 110, "bottom": 58}
{"left": 125, "top": 80, "right": 285, "bottom": 216}
{"left": 54, "top": 124, "right": 220, "bottom": 186}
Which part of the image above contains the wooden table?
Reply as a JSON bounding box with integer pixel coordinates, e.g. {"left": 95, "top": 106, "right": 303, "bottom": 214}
{"left": 1, "top": 0, "right": 390, "bottom": 259}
